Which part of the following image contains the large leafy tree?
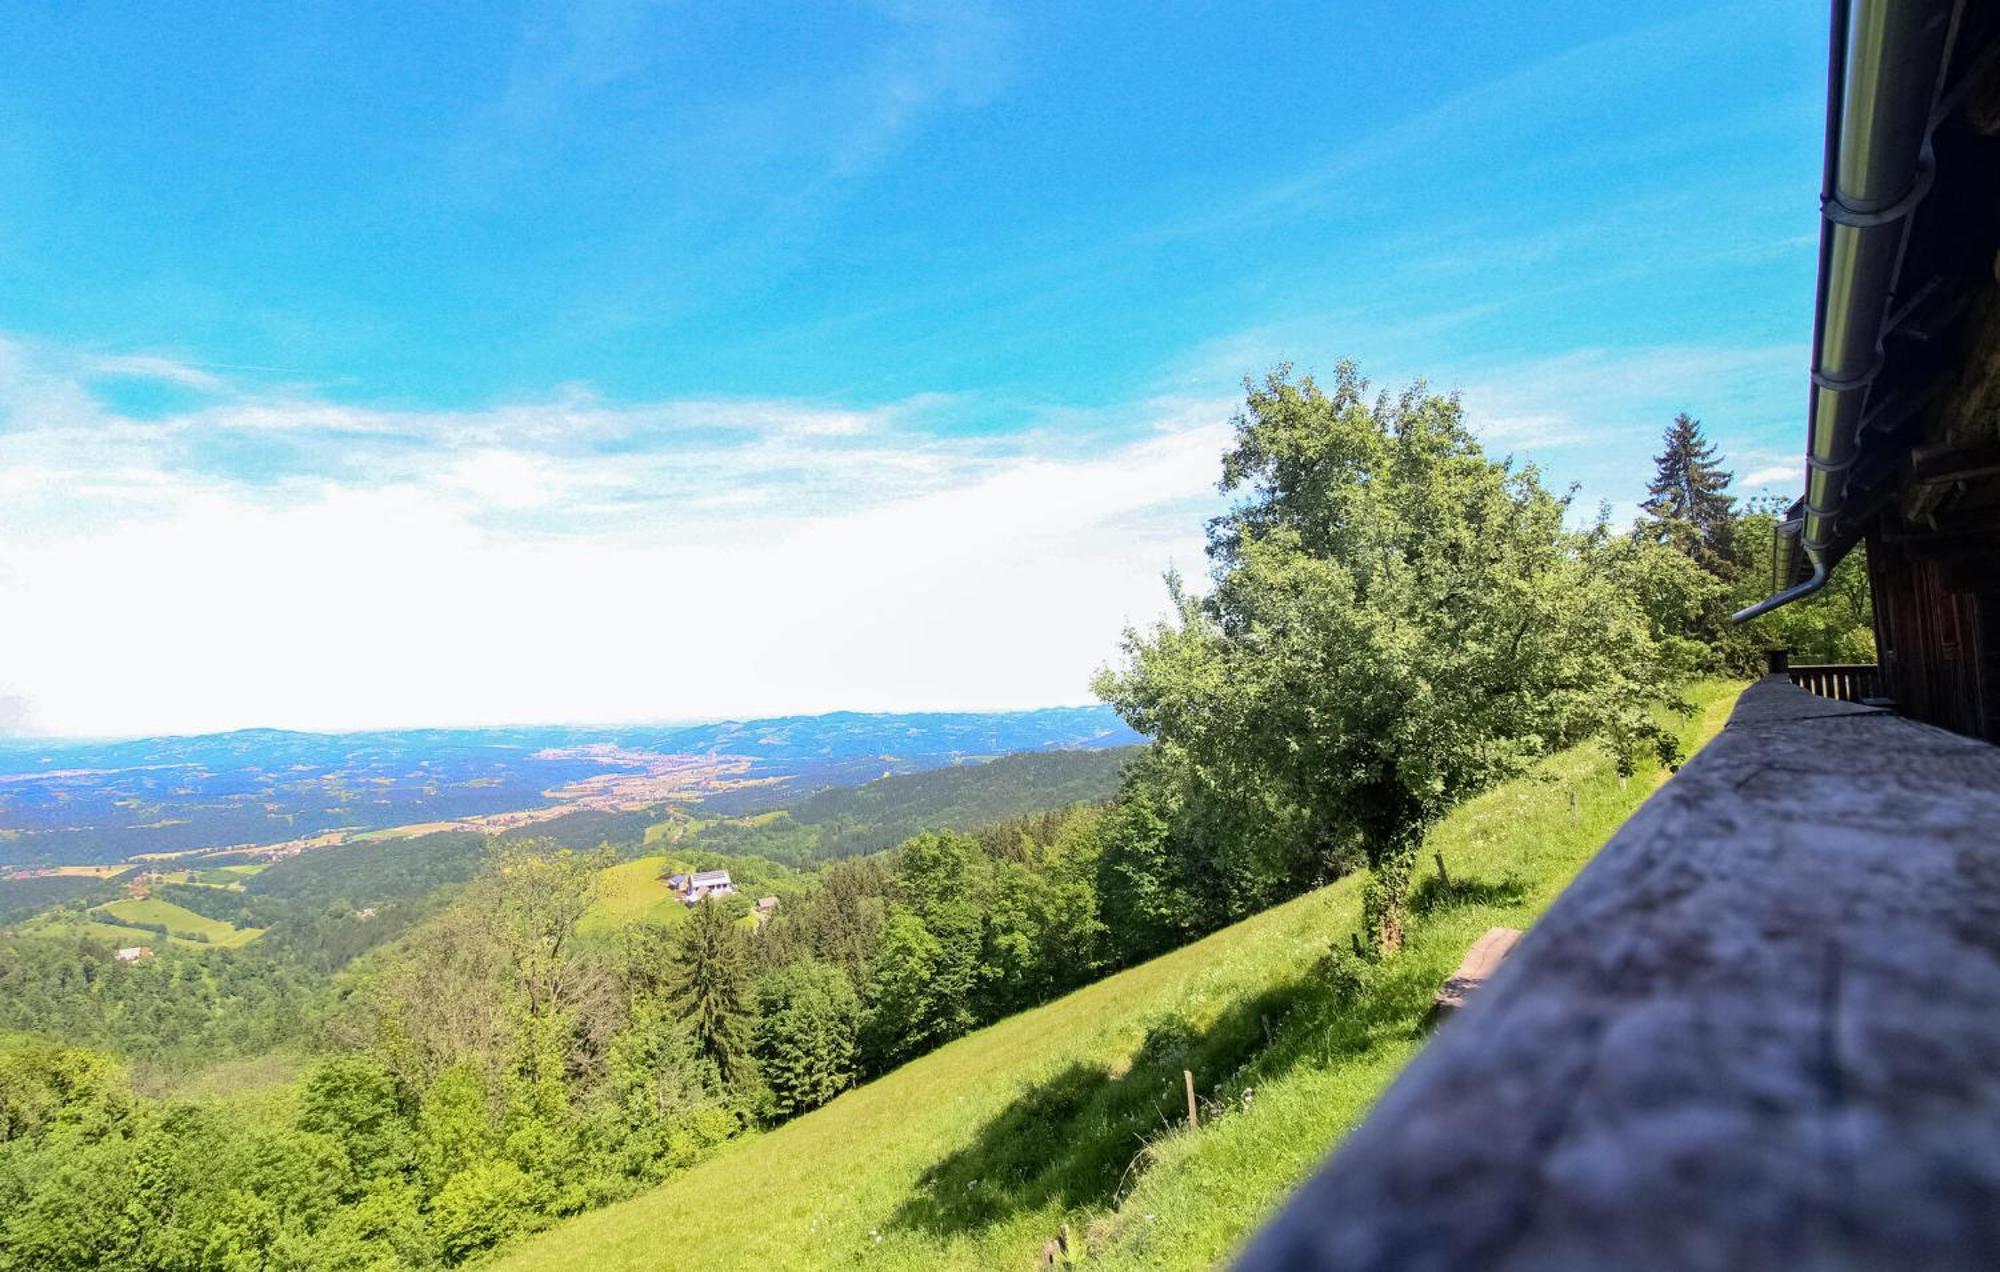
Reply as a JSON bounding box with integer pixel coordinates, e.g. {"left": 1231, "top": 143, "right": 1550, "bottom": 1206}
{"left": 1639, "top": 413, "right": 1737, "bottom": 576}
{"left": 859, "top": 833, "right": 985, "bottom": 1070}
{"left": 1096, "top": 363, "right": 1685, "bottom": 952}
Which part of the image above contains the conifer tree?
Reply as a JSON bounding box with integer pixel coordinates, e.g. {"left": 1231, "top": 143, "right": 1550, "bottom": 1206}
{"left": 1639, "top": 413, "right": 1737, "bottom": 576}
{"left": 753, "top": 960, "right": 859, "bottom": 1116}
{"left": 671, "top": 898, "right": 753, "bottom": 1088}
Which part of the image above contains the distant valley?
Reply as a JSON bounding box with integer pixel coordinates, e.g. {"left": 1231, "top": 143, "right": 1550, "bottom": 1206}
{"left": 0, "top": 706, "right": 1141, "bottom": 869}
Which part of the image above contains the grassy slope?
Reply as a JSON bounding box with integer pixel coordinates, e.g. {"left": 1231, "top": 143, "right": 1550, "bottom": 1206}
{"left": 581, "top": 856, "right": 693, "bottom": 934}
{"left": 45, "top": 917, "right": 171, "bottom": 947}
{"left": 497, "top": 683, "right": 1743, "bottom": 1271}
{"left": 93, "top": 897, "right": 264, "bottom": 947}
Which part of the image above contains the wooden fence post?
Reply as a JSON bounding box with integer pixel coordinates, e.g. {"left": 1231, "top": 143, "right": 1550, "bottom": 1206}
{"left": 1434, "top": 852, "right": 1451, "bottom": 891}
{"left": 1185, "top": 1070, "right": 1200, "bottom": 1130}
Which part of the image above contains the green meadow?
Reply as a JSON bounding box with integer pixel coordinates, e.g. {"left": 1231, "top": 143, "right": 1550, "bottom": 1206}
{"left": 497, "top": 681, "right": 1744, "bottom": 1271}
{"left": 91, "top": 897, "right": 264, "bottom": 947}
{"left": 580, "top": 855, "right": 694, "bottom": 933}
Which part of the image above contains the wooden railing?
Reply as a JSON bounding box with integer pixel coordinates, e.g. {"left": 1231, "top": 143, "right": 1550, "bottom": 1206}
{"left": 1786, "top": 662, "right": 1879, "bottom": 702}
{"left": 1235, "top": 677, "right": 2000, "bottom": 1268}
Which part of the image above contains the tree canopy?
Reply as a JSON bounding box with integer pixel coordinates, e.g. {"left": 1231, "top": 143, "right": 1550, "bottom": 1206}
{"left": 1096, "top": 363, "right": 1687, "bottom": 949}
{"left": 1638, "top": 412, "right": 1737, "bottom": 576}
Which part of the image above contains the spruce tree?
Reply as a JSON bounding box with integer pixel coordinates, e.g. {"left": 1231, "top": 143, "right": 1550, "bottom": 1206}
{"left": 1639, "top": 413, "right": 1737, "bottom": 576}
{"left": 671, "top": 897, "right": 753, "bottom": 1088}
{"left": 753, "top": 960, "right": 859, "bottom": 1116}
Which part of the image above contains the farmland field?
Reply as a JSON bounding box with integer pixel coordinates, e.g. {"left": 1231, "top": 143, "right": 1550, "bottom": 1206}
{"left": 93, "top": 897, "right": 263, "bottom": 947}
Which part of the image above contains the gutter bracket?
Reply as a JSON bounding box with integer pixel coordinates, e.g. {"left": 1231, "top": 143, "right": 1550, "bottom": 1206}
{"left": 1820, "top": 144, "right": 1937, "bottom": 228}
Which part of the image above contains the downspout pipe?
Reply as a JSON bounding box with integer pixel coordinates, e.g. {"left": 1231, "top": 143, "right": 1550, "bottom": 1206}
{"left": 1733, "top": 0, "right": 1956, "bottom": 623}
{"left": 1736, "top": 515, "right": 1814, "bottom": 622}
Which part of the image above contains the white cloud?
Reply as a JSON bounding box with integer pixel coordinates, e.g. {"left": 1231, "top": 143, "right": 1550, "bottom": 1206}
{"left": 86, "top": 353, "right": 228, "bottom": 391}
{"left": 0, "top": 338, "right": 1225, "bottom": 735}
{"left": 1451, "top": 344, "right": 1805, "bottom": 450}
{"left": 1740, "top": 464, "right": 1798, "bottom": 486}
{"left": 0, "top": 694, "right": 35, "bottom": 736}
{"left": 0, "top": 330, "right": 1801, "bottom": 737}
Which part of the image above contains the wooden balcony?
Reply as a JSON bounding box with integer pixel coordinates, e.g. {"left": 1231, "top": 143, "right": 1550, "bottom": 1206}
{"left": 1236, "top": 676, "right": 2000, "bottom": 1269}
{"left": 1787, "top": 662, "right": 1881, "bottom": 704}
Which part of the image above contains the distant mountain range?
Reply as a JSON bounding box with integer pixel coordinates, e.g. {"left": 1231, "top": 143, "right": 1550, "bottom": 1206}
{"left": 0, "top": 707, "right": 1143, "bottom": 867}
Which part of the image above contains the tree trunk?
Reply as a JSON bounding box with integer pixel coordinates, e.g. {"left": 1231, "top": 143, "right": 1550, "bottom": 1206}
{"left": 1377, "top": 906, "right": 1406, "bottom": 955}
{"left": 1365, "top": 833, "right": 1421, "bottom": 957}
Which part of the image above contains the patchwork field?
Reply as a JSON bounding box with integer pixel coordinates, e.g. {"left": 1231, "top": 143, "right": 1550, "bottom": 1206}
{"left": 497, "top": 682, "right": 1744, "bottom": 1271}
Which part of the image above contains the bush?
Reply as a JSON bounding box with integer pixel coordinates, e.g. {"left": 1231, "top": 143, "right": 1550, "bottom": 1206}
{"left": 430, "top": 1158, "right": 539, "bottom": 1264}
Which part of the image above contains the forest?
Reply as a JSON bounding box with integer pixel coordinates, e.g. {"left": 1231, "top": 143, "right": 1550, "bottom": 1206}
{"left": 0, "top": 366, "right": 1872, "bottom": 1270}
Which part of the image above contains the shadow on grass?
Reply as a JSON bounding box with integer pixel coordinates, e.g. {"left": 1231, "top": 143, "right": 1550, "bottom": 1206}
{"left": 888, "top": 863, "right": 1538, "bottom": 1241}
{"left": 886, "top": 895, "right": 1472, "bottom": 1241}
{"left": 886, "top": 986, "right": 1305, "bottom": 1238}
{"left": 1409, "top": 870, "right": 1526, "bottom": 918}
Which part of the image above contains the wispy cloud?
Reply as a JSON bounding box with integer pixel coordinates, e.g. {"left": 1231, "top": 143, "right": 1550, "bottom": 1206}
{"left": 0, "top": 328, "right": 1810, "bottom": 735}
{"left": 1452, "top": 344, "right": 1803, "bottom": 447}
{"left": 1740, "top": 463, "right": 1800, "bottom": 487}
{"left": 86, "top": 353, "right": 228, "bottom": 391}
{"left": 0, "top": 334, "right": 1227, "bottom": 735}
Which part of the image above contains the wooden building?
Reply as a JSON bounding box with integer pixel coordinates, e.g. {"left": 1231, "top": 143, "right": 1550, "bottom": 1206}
{"left": 1738, "top": 0, "right": 2000, "bottom": 740}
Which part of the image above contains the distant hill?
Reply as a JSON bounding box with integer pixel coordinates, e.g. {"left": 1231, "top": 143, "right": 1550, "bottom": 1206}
{"left": 685, "top": 746, "right": 1143, "bottom": 864}
{"left": 650, "top": 706, "right": 1138, "bottom": 766}
{"left": 0, "top": 706, "right": 1142, "bottom": 866}
{"left": 667, "top": 707, "right": 1144, "bottom": 814}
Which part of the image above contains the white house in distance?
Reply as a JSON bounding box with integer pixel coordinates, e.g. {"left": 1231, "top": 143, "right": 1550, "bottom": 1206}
{"left": 680, "top": 870, "right": 736, "bottom": 905}
{"left": 114, "top": 946, "right": 153, "bottom": 962}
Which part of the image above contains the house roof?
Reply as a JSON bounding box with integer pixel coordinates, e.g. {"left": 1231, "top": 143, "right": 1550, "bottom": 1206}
{"left": 690, "top": 870, "right": 732, "bottom": 886}
{"left": 1745, "top": 1, "right": 2000, "bottom": 615}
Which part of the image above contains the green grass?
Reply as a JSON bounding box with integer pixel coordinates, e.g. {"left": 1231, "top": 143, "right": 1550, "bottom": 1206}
{"left": 9, "top": 910, "right": 176, "bottom": 948}
{"left": 64, "top": 918, "right": 170, "bottom": 946}
{"left": 580, "top": 855, "right": 692, "bottom": 934}
{"left": 92, "top": 898, "right": 264, "bottom": 948}
{"left": 496, "top": 683, "right": 1744, "bottom": 1271}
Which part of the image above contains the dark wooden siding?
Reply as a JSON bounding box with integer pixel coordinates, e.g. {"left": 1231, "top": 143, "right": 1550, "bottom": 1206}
{"left": 1867, "top": 529, "right": 1998, "bottom": 741}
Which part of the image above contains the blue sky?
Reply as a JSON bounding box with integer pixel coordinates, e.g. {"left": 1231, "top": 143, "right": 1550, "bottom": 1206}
{"left": 0, "top": 1, "right": 1826, "bottom": 736}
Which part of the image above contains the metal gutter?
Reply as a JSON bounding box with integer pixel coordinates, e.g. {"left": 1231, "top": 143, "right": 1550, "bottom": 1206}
{"left": 1734, "top": 0, "right": 1957, "bottom": 623}
{"left": 1737, "top": 511, "right": 1815, "bottom": 625}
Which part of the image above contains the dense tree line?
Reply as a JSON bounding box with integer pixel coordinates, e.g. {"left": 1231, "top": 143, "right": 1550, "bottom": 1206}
{"left": 0, "top": 877, "right": 121, "bottom": 927}
{"left": 0, "top": 938, "right": 324, "bottom": 1070}
{"left": 675, "top": 746, "right": 1132, "bottom": 866}
{"left": 1630, "top": 411, "right": 1875, "bottom": 671}
{"left": 0, "top": 813, "right": 1130, "bottom": 1267}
